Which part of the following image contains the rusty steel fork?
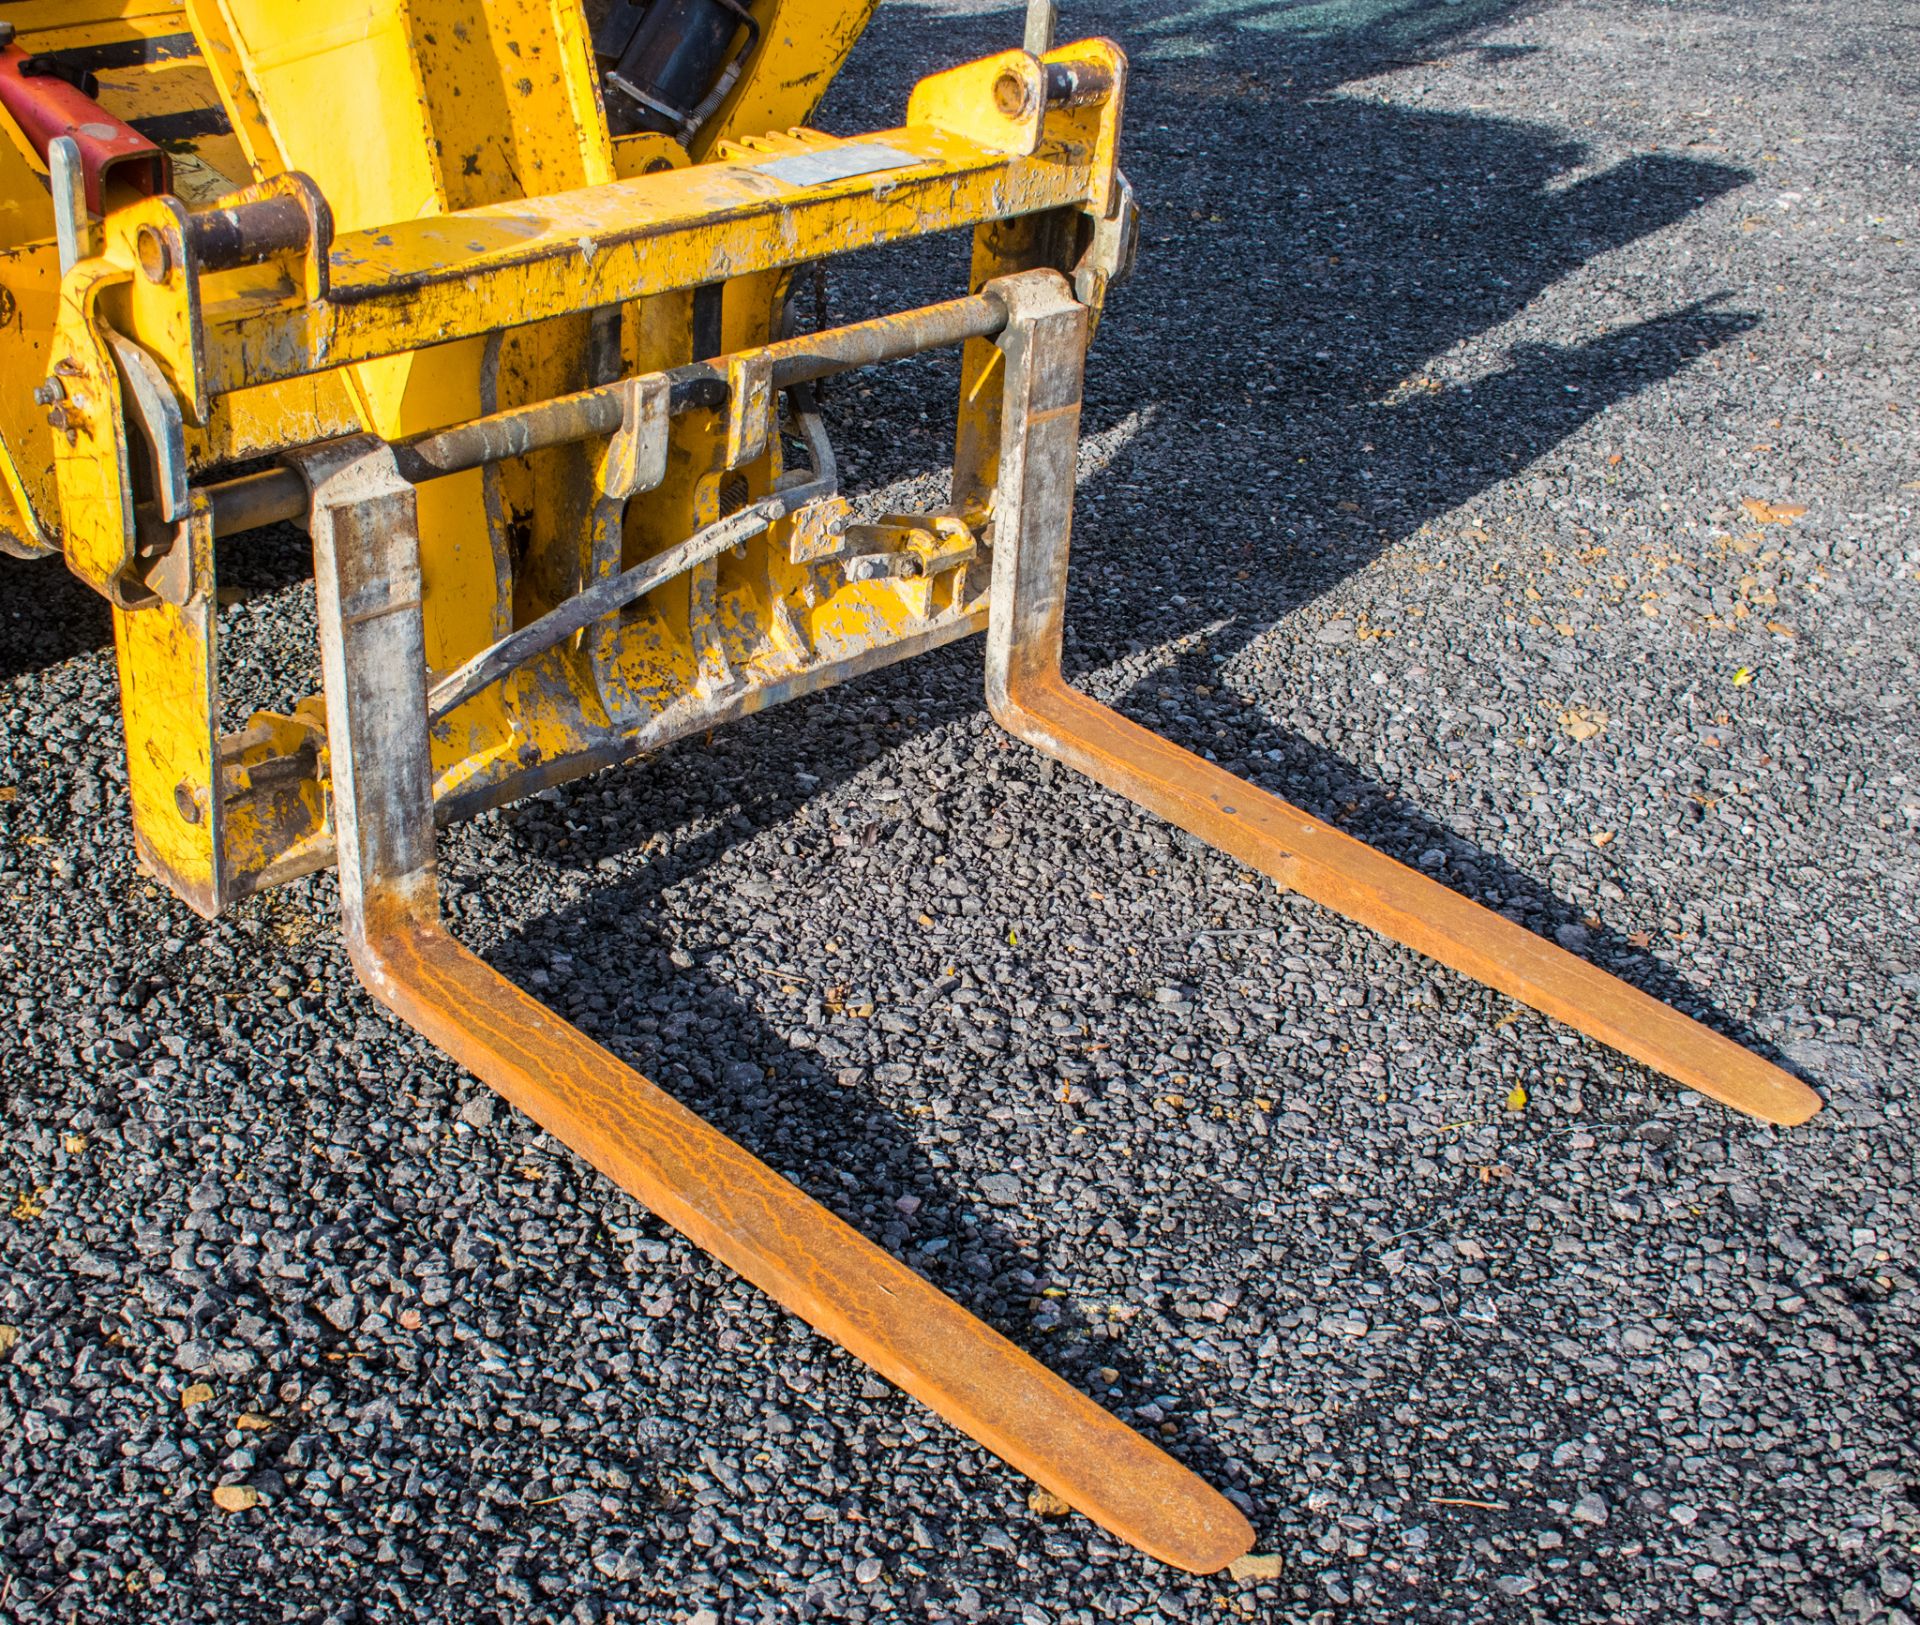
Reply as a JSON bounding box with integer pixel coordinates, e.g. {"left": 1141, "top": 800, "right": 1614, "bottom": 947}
{"left": 302, "top": 437, "right": 1255, "bottom": 1575}
{"left": 981, "top": 271, "right": 1820, "bottom": 1129}
{"left": 298, "top": 266, "right": 1815, "bottom": 1584}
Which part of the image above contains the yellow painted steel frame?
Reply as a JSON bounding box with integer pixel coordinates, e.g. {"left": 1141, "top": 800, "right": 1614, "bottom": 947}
{"left": 36, "top": 2, "right": 1127, "bottom": 921}
{"left": 0, "top": 2, "right": 348, "bottom": 559}
{"left": 0, "top": 0, "right": 879, "bottom": 557}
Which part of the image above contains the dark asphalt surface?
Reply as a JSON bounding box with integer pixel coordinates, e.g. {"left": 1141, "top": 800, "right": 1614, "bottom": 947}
{"left": 1, "top": 0, "right": 1915, "bottom": 1620}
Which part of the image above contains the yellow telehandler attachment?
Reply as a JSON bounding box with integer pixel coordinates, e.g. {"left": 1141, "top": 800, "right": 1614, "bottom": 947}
{"left": 0, "top": 0, "right": 1818, "bottom": 1574}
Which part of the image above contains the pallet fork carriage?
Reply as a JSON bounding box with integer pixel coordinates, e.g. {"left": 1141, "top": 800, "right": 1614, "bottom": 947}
{"left": 0, "top": 0, "right": 1818, "bottom": 1575}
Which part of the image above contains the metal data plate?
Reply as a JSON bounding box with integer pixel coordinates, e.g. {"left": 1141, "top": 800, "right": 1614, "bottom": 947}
{"left": 752, "top": 141, "right": 918, "bottom": 189}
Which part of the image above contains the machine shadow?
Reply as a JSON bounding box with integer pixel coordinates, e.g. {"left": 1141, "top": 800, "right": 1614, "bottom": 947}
{"left": 1080, "top": 300, "right": 1796, "bottom": 1068}
{"left": 0, "top": 549, "right": 112, "bottom": 684}
{"left": 483, "top": 301, "right": 1772, "bottom": 1543}
{"left": 808, "top": 0, "right": 1778, "bottom": 1060}
{"left": 466, "top": 783, "right": 1260, "bottom": 1542}
{"left": 460, "top": 0, "right": 1785, "bottom": 1549}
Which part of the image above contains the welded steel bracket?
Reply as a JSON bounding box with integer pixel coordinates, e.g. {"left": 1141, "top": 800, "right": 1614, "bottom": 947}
{"left": 981, "top": 271, "right": 1821, "bottom": 1128}
{"left": 302, "top": 436, "right": 1256, "bottom": 1576}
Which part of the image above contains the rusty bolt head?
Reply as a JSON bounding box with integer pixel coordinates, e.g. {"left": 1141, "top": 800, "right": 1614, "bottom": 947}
{"left": 993, "top": 69, "right": 1034, "bottom": 118}
{"left": 31, "top": 378, "right": 64, "bottom": 407}
{"left": 135, "top": 224, "right": 172, "bottom": 283}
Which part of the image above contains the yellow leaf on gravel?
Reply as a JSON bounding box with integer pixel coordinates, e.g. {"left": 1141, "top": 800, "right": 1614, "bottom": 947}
{"left": 0, "top": 1325, "right": 18, "bottom": 1356}
{"left": 1228, "top": 1553, "right": 1285, "bottom": 1581}
{"left": 212, "top": 1484, "right": 259, "bottom": 1512}
{"left": 1027, "top": 1486, "right": 1072, "bottom": 1517}
{"left": 1506, "top": 1083, "right": 1529, "bottom": 1112}
{"left": 1741, "top": 497, "right": 1807, "bottom": 525}
{"left": 1732, "top": 667, "right": 1754, "bottom": 686}
{"left": 180, "top": 1383, "right": 214, "bottom": 1410}
{"left": 1558, "top": 707, "right": 1607, "bottom": 742}
{"left": 237, "top": 1413, "right": 273, "bottom": 1431}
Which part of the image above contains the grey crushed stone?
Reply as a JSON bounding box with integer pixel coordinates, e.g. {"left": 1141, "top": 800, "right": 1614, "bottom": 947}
{"left": 1, "top": 0, "right": 1916, "bottom": 1620}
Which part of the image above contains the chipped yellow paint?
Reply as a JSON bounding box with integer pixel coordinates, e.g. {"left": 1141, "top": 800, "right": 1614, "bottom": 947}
{"left": 0, "top": 104, "right": 50, "bottom": 252}
{"left": 95, "top": 126, "right": 1105, "bottom": 403}
{"left": 906, "top": 48, "right": 1047, "bottom": 157}
{"left": 113, "top": 503, "right": 222, "bottom": 914}
{"left": 0, "top": 3, "right": 188, "bottom": 38}
{"left": 0, "top": 244, "right": 62, "bottom": 556}
{"left": 184, "top": 0, "right": 619, "bottom": 669}
{"left": 15, "top": 0, "right": 1127, "bottom": 911}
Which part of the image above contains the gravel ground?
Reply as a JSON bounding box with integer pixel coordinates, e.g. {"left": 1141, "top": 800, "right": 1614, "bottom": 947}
{"left": 2, "top": 0, "right": 1916, "bottom": 1619}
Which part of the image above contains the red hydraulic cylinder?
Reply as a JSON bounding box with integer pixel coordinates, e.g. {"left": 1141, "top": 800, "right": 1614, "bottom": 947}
{"left": 0, "top": 44, "right": 168, "bottom": 214}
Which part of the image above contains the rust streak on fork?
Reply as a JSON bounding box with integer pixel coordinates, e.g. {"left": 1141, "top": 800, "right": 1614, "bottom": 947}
{"left": 994, "top": 670, "right": 1820, "bottom": 1127}
{"left": 349, "top": 900, "right": 1256, "bottom": 1574}
{"left": 979, "top": 269, "right": 1819, "bottom": 1131}
{"left": 305, "top": 432, "right": 1254, "bottom": 1576}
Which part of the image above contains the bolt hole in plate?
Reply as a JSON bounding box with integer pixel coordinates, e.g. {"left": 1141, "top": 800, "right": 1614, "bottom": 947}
{"left": 993, "top": 69, "right": 1034, "bottom": 117}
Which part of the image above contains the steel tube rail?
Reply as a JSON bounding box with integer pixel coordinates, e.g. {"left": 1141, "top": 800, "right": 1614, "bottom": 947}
{"left": 201, "top": 468, "right": 309, "bottom": 537}
{"left": 394, "top": 289, "right": 1006, "bottom": 481}
{"left": 185, "top": 291, "right": 1009, "bottom": 538}
{"left": 424, "top": 479, "right": 832, "bottom": 723}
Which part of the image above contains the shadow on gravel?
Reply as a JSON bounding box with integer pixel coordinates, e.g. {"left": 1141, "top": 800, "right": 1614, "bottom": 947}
{"left": 477, "top": 783, "right": 1257, "bottom": 1533}
{"left": 1048, "top": 1, "right": 1781, "bottom": 1064}
{"left": 801, "top": 0, "right": 1781, "bottom": 1056}
{"left": 0, "top": 523, "right": 317, "bottom": 684}
{"left": 0, "top": 550, "right": 110, "bottom": 684}
{"left": 1111, "top": 300, "right": 1803, "bottom": 1072}
{"left": 464, "top": 0, "right": 1782, "bottom": 1558}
